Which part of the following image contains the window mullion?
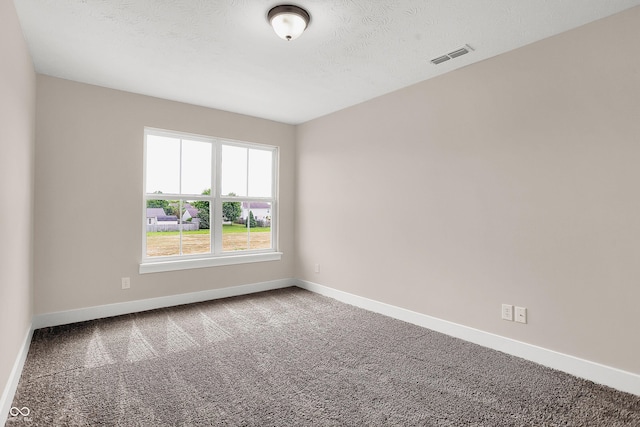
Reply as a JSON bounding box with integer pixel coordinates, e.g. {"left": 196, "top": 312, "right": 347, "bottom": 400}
{"left": 213, "top": 141, "right": 223, "bottom": 254}
{"left": 142, "top": 132, "right": 149, "bottom": 258}
{"left": 246, "top": 151, "right": 251, "bottom": 249}
{"left": 271, "top": 148, "right": 277, "bottom": 251}
{"left": 179, "top": 140, "right": 184, "bottom": 255}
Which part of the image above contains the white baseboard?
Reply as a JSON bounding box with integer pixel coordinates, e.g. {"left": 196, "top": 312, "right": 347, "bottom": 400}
{"left": 296, "top": 279, "right": 640, "bottom": 396}
{"left": 0, "top": 325, "right": 33, "bottom": 424}
{"left": 33, "top": 278, "right": 296, "bottom": 329}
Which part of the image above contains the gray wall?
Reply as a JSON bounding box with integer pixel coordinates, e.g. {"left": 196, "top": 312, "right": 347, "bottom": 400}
{"left": 34, "top": 76, "right": 296, "bottom": 314}
{"left": 0, "top": 0, "right": 36, "bottom": 398}
{"left": 296, "top": 7, "right": 640, "bottom": 374}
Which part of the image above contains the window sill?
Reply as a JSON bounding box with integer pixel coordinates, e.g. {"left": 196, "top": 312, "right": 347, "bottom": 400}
{"left": 139, "top": 252, "right": 282, "bottom": 274}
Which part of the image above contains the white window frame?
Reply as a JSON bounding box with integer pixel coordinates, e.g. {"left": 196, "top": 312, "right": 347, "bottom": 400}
{"left": 140, "top": 128, "right": 281, "bottom": 274}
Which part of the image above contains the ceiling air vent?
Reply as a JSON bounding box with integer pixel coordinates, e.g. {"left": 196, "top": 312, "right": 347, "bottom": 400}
{"left": 431, "top": 55, "right": 450, "bottom": 65}
{"left": 430, "top": 44, "right": 474, "bottom": 65}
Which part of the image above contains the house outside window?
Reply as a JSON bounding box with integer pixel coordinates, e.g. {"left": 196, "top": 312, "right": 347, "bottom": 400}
{"left": 141, "top": 128, "right": 280, "bottom": 273}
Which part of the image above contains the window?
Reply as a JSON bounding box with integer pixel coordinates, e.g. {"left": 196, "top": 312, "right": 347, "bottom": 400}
{"left": 141, "top": 128, "right": 280, "bottom": 273}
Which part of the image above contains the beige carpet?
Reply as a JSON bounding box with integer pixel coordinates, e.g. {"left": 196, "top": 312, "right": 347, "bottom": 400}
{"left": 7, "top": 287, "right": 640, "bottom": 426}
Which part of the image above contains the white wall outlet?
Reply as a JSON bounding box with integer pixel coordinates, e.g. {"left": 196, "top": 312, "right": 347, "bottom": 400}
{"left": 501, "top": 304, "right": 513, "bottom": 321}
{"left": 515, "top": 306, "right": 527, "bottom": 324}
{"left": 121, "top": 277, "right": 130, "bottom": 290}
{"left": 314, "top": 264, "right": 320, "bottom": 273}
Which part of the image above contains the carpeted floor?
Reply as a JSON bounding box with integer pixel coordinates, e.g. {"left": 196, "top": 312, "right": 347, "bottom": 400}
{"left": 7, "top": 287, "right": 640, "bottom": 426}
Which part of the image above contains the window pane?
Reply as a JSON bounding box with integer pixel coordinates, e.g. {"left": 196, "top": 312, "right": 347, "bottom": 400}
{"left": 146, "top": 199, "right": 180, "bottom": 257}
{"left": 247, "top": 201, "right": 272, "bottom": 250}
{"left": 181, "top": 140, "right": 212, "bottom": 195}
{"left": 221, "top": 145, "right": 247, "bottom": 196}
{"left": 222, "top": 207, "right": 248, "bottom": 252}
{"left": 146, "top": 135, "right": 180, "bottom": 194}
{"left": 181, "top": 201, "right": 210, "bottom": 255}
{"left": 248, "top": 149, "right": 272, "bottom": 197}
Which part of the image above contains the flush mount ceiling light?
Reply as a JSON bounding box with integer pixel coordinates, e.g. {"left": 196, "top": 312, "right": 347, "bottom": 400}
{"left": 268, "top": 4, "right": 310, "bottom": 41}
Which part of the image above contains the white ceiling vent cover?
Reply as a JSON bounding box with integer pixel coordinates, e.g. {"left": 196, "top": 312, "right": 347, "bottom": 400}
{"left": 430, "top": 44, "right": 474, "bottom": 65}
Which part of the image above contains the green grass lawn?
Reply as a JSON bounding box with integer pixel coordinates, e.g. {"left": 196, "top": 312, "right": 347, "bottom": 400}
{"left": 147, "top": 224, "right": 270, "bottom": 236}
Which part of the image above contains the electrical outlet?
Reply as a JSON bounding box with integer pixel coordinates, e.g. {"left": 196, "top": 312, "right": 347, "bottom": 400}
{"left": 515, "top": 306, "right": 527, "bottom": 324}
{"left": 501, "top": 304, "right": 513, "bottom": 321}
{"left": 121, "top": 277, "right": 130, "bottom": 290}
{"left": 314, "top": 264, "right": 320, "bottom": 273}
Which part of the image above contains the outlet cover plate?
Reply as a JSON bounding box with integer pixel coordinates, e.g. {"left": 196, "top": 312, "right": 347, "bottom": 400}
{"left": 502, "top": 304, "right": 513, "bottom": 321}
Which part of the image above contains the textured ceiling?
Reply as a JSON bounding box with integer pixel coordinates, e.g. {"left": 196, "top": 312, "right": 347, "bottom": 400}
{"left": 14, "top": 0, "right": 640, "bottom": 124}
